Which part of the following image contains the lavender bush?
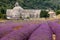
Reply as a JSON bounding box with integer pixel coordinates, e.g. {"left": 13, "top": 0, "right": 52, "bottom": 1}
{"left": 1, "top": 23, "right": 40, "bottom": 40}
{"left": 48, "top": 20, "right": 60, "bottom": 40}
{"left": 28, "top": 22, "right": 52, "bottom": 40}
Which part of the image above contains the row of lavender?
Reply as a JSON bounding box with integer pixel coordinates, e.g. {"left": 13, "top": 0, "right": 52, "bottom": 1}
{"left": 0, "top": 20, "right": 60, "bottom": 40}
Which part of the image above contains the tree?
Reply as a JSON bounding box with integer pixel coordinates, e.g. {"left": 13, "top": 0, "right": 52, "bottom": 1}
{"left": 1, "top": 7, "right": 6, "bottom": 14}
{"left": 0, "top": 0, "right": 60, "bottom": 14}
{"left": 56, "top": 10, "right": 60, "bottom": 15}
{"left": 40, "top": 10, "right": 49, "bottom": 18}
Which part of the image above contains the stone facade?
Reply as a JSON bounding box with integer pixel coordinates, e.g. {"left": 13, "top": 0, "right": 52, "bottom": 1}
{"left": 48, "top": 10, "right": 56, "bottom": 18}
{"left": 6, "top": 2, "right": 41, "bottom": 19}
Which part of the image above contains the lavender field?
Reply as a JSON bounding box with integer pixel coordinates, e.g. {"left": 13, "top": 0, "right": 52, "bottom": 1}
{"left": 0, "top": 19, "right": 60, "bottom": 40}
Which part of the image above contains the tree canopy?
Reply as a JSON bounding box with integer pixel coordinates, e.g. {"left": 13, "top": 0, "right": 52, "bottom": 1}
{"left": 0, "top": 0, "right": 60, "bottom": 14}
{"left": 0, "top": 0, "right": 60, "bottom": 19}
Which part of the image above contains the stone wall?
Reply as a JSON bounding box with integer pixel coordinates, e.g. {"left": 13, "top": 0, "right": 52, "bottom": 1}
{"left": 21, "top": 9, "right": 41, "bottom": 18}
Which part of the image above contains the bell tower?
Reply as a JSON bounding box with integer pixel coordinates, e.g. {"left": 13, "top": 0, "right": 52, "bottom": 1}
{"left": 15, "top": 2, "right": 19, "bottom": 7}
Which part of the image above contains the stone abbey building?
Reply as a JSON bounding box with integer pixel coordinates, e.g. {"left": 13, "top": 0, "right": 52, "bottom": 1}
{"left": 6, "top": 2, "right": 41, "bottom": 19}
{"left": 6, "top": 2, "right": 56, "bottom": 19}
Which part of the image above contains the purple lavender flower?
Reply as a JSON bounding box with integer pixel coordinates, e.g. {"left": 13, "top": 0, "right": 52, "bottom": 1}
{"left": 48, "top": 21, "right": 60, "bottom": 40}
{"left": 1, "top": 23, "right": 40, "bottom": 40}
{"left": 28, "top": 22, "right": 52, "bottom": 40}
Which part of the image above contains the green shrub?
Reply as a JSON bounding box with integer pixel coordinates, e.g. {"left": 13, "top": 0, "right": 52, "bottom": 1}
{"left": 56, "top": 10, "right": 60, "bottom": 15}
{"left": 0, "top": 13, "right": 6, "bottom": 19}
{"left": 40, "top": 10, "right": 49, "bottom": 18}
{"left": 26, "top": 17, "right": 30, "bottom": 19}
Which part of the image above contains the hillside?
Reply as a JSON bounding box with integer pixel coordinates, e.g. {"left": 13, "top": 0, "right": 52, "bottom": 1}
{"left": 0, "top": 0, "right": 60, "bottom": 14}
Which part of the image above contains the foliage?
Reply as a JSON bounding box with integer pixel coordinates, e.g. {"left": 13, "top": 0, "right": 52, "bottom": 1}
{"left": 56, "top": 10, "right": 60, "bottom": 15}
{"left": 0, "top": 13, "right": 3, "bottom": 18}
{"left": 40, "top": 10, "right": 49, "bottom": 18}
{"left": 26, "top": 17, "right": 30, "bottom": 19}
{"left": 0, "top": 0, "right": 60, "bottom": 19}
{"left": 0, "top": 13, "right": 6, "bottom": 19}
{"left": 0, "top": 0, "right": 60, "bottom": 14}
